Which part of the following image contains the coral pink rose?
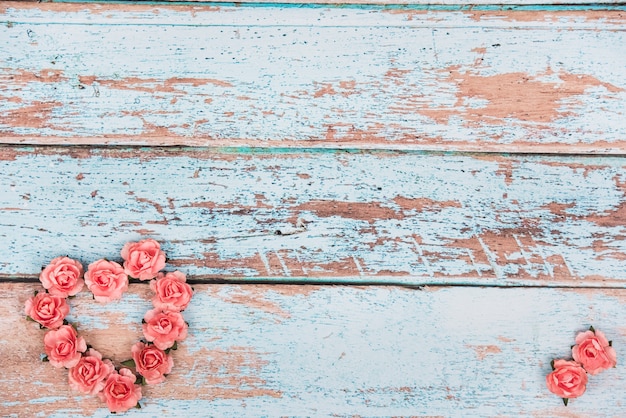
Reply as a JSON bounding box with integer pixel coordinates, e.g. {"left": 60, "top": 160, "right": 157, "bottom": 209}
{"left": 68, "top": 348, "right": 115, "bottom": 395}
{"left": 142, "top": 309, "right": 188, "bottom": 350}
{"left": 151, "top": 271, "right": 193, "bottom": 312}
{"left": 24, "top": 292, "right": 69, "bottom": 329}
{"left": 85, "top": 259, "right": 129, "bottom": 303}
{"left": 572, "top": 329, "right": 617, "bottom": 375}
{"left": 131, "top": 342, "right": 173, "bottom": 385}
{"left": 43, "top": 324, "right": 87, "bottom": 368}
{"left": 98, "top": 368, "right": 142, "bottom": 413}
{"left": 546, "top": 359, "right": 588, "bottom": 400}
{"left": 121, "top": 239, "right": 166, "bottom": 281}
{"left": 39, "top": 256, "right": 84, "bottom": 297}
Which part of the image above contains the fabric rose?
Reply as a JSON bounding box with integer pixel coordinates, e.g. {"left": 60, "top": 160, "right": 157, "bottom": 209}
{"left": 39, "top": 256, "right": 84, "bottom": 297}
{"left": 43, "top": 324, "right": 87, "bottom": 368}
{"left": 151, "top": 271, "right": 193, "bottom": 312}
{"left": 546, "top": 359, "right": 588, "bottom": 401}
{"left": 24, "top": 292, "right": 69, "bottom": 329}
{"left": 84, "top": 259, "right": 129, "bottom": 303}
{"left": 131, "top": 342, "right": 173, "bottom": 385}
{"left": 121, "top": 239, "right": 166, "bottom": 281}
{"left": 572, "top": 329, "right": 617, "bottom": 375}
{"left": 68, "top": 348, "right": 115, "bottom": 395}
{"left": 142, "top": 309, "right": 188, "bottom": 350}
{"left": 99, "top": 368, "right": 142, "bottom": 413}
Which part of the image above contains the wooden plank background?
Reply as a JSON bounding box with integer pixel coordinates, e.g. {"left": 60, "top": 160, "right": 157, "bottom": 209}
{"left": 1, "top": 1, "right": 626, "bottom": 416}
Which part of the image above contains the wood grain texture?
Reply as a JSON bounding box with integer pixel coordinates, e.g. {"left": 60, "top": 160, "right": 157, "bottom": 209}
{"left": 2, "top": 283, "right": 625, "bottom": 416}
{"left": 1, "top": 147, "right": 626, "bottom": 285}
{"left": 1, "top": 3, "right": 625, "bottom": 152}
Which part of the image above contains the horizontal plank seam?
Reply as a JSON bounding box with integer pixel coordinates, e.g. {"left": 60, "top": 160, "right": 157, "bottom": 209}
{"left": 4, "top": 276, "right": 626, "bottom": 290}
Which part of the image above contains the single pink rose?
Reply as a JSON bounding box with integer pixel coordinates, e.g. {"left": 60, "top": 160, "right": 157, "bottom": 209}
{"left": 98, "top": 368, "right": 142, "bottom": 413}
{"left": 24, "top": 292, "right": 69, "bottom": 329}
{"left": 142, "top": 309, "right": 188, "bottom": 351}
{"left": 121, "top": 239, "right": 166, "bottom": 281}
{"left": 84, "top": 259, "right": 129, "bottom": 303}
{"left": 39, "top": 256, "right": 84, "bottom": 297}
{"left": 572, "top": 329, "right": 617, "bottom": 375}
{"left": 43, "top": 325, "right": 87, "bottom": 368}
{"left": 131, "top": 342, "right": 173, "bottom": 385}
{"left": 151, "top": 271, "right": 193, "bottom": 312}
{"left": 68, "top": 348, "right": 115, "bottom": 395}
{"left": 546, "top": 359, "right": 588, "bottom": 400}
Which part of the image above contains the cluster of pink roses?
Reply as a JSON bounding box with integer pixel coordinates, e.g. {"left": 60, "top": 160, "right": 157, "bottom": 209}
{"left": 546, "top": 326, "right": 617, "bottom": 406}
{"left": 24, "top": 239, "right": 193, "bottom": 413}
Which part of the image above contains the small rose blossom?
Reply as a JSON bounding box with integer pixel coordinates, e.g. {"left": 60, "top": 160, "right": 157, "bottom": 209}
{"left": 68, "top": 348, "right": 115, "bottom": 395}
{"left": 98, "top": 368, "right": 142, "bottom": 413}
{"left": 546, "top": 359, "right": 588, "bottom": 400}
{"left": 39, "top": 256, "right": 84, "bottom": 297}
{"left": 572, "top": 329, "right": 617, "bottom": 375}
{"left": 142, "top": 309, "right": 188, "bottom": 351}
{"left": 151, "top": 271, "right": 193, "bottom": 312}
{"left": 121, "top": 239, "right": 166, "bottom": 281}
{"left": 131, "top": 342, "right": 173, "bottom": 385}
{"left": 24, "top": 292, "right": 69, "bottom": 329}
{"left": 85, "top": 259, "right": 129, "bottom": 303}
{"left": 43, "top": 324, "right": 87, "bottom": 368}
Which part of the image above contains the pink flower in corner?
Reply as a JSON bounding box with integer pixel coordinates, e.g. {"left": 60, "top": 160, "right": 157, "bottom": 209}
{"left": 151, "top": 271, "right": 193, "bottom": 312}
{"left": 85, "top": 259, "right": 128, "bottom": 303}
{"left": 546, "top": 359, "right": 588, "bottom": 401}
{"left": 132, "top": 342, "right": 173, "bottom": 385}
{"left": 142, "top": 309, "right": 188, "bottom": 350}
{"left": 121, "top": 239, "right": 166, "bottom": 281}
{"left": 99, "top": 368, "right": 142, "bottom": 413}
{"left": 572, "top": 328, "right": 617, "bottom": 375}
{"left": 68, "top": 348, "right": 115, "bottom": 395}
{"left": 24, "top": 292, "right": 69, "bottom": 329}
{"left": 39, "top": 256, "right": 84, "bottom": 297}
{"left": 43, "top": 324, "right": 87, "bottom": 368}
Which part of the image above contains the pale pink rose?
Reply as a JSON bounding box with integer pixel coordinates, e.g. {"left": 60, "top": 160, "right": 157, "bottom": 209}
{"left": 121, "top": 239, "right": 166, "bottom": 281}
{"left": 24, "top": 292, "right": 69, "bottom": 329}
{"left": 39, "top": 256, "right": 84, "bottom": 297}
{"left": 572, "top": 329, "right": 617, "bottom": 375}
{"left": 68, "top": 348, "right": 115, "bottom": 395}
{"left": 84, "top": 259, "right": 129, "bottom": 303}
{"left": 142, "top": 309, "right": 188, "bottom": 350}
{"left": 43, "top": 325, "right": 87, "bottom": 368}
{"left": 546, "top": 359, "right": 588, "bottom": 400}
{"left": 151, "top": 271, "right": 193, "bottom": 312}
{"left": 131, "top": 342, "right": 173, "bottom": 385}
{"left": 98, "top": 368, "right": 142, "bottom": 413}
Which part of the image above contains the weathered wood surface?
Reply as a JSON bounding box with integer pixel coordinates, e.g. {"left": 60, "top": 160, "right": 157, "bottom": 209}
{"left": 2, "top": 283, "right": 625, "bottom": 417}
{"left": 1, "top": 147, "right": 626, "bottom": 286}
{"left": 1, "top": 3, "right": 625, "bottom": 152}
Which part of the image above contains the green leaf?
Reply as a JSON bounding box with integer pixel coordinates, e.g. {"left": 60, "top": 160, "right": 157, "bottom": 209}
{"left": 550, "top": 360, "right": 555, "bottom": 371}
{"left": 589, "top": 325, "right": 596, "bottom": 333}
{"left": 34, "top": 290, "right": 39, "bottom": 297}
{"left": 26, "top": 316, "right": 36, "bottom": 322}
{"left": 68, "top": 295, "right": 76, "bottom": 299}
{"left": 141, "top": 376, "right": 147, "bottom": 386}
{"left": 563, "top": 398, "right": 569, "bottom": 407}
{"left": 121, "top": 359, "right": 136, "bottom": 368}
{"left": 135, "top": 403, "right": 142, "bottom": 409}
{"left": 172, "top": 341, "right": 178, "bottom": 351}
{"left": 609, "top": 340, "right": 613, "bottom": 347}
{"left": 42, "top": 355, "right": 49, "bottom": 362}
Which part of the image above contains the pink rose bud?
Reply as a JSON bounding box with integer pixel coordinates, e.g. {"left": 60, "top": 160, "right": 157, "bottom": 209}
{"left": 572, "top": 329, "right": 617, "bottom": 375}
{"left": 121, "top": 239, "right": 166, "bottom": 281}
{"left": 142, "top": 309, "right": 188, "bottom": 351}
{"left": 546, "top": 359, "right": 588, "bottom": 401}
{"left": 131, "top": 342, "right": 174, "bottom": 385}
{"left": 25, "top": 292, "right": 69, "bottom": 329}
{"left": 68, "top": 348, "right": 115, "bottom": 395}
{"left": 151, "top": 271, "right": 193, "bottom": 312}
{"left": 85, "top": 259, "right": 129, "bottom": 303}
{"left": 98, "top": 368, "right": 142, "bottom": 413}
{"left": 43, "top": 324, "right": 87, "bottom": 368}
{"left": 39, "top": 256, "right": 84, "bottom": 298}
